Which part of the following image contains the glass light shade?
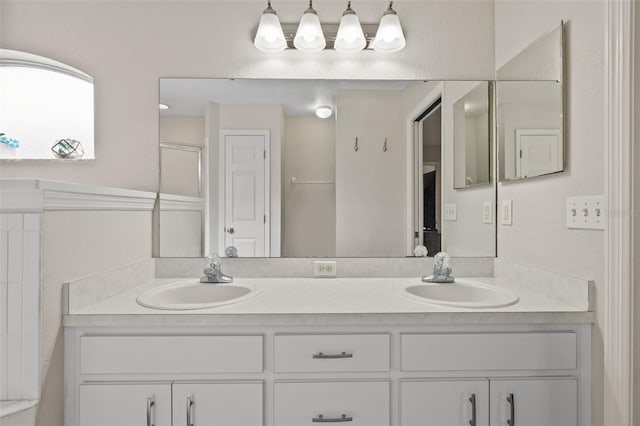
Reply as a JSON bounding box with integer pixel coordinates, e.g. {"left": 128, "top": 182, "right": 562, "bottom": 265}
{"left": 315, "top": 106, "right": 333, "bottom": 118}
{"left": 372, "top": 13, "right": 405, "bottom": 52}
{"left": 294, "top": 12, "right": 326, "bottom": 51}
{"left": 254, "top": 12, "right": 287, "bottom": 52}
{"left": 335, "top": 13, "right": 366, "bottom": 52}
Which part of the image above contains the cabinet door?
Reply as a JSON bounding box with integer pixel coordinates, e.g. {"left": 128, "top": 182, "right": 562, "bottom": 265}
{"left": 400, "top": 379, "right": 489, "bottom": 426}
{"left": 172, "top": 382, "right": 263, "bottom": 426}
{"left": 490, "top": 378, "right": 577, "bottom": 426}
{"left": 79, "top": 383, "right": 171, "bottom": 426}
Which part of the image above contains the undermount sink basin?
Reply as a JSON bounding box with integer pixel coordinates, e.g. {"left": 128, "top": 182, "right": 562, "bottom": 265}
{"left": 136, "top": 279, "right": 260, "bottom": 310}
{"left": 402, "top": 279, "right": 519, "bottom": 308}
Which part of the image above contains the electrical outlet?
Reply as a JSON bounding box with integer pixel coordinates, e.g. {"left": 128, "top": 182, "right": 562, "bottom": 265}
{"left": 482, "top": 201, "right": 493, "bottom": 224}
{"left": 501, "top": 200, "right": 513, "bottom": 225}
{"left": 313, "top": 260, "right": 336, "bottom": 277}
{"left": 566, "top": 195, "right": 605, "bottom": 230}
{"left": 444, "top": 203, "right": 457, "bottom": 221}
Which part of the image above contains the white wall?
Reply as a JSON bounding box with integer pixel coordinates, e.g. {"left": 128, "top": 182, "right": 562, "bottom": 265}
{"left": 0, "top": 0, "right": 495, "bottom": 191}
{"left": 335, "top": 90, "right": 405, "bottom": 257}
{"left": 442, "top": 82, "right": 495, "bottom": 257}
{"left": 283, "top": 117, "right": 336, "bottom": 257}
{"left": 494, "top": 2, "right": 605, "bottom": 424}
{"left": 38, "top": 211, "right": 150, "bottom": 426}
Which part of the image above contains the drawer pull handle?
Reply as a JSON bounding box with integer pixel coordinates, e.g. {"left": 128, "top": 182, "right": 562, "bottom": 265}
{"left": 312, "top": 352, "right": 353, "bottom": 359}
{"left": 312, "top": 414, "right": 353, "bottom": 423}
{"left": 507, "top": 393, "right": 515, "bottom": 426}
{"left": 186, "top": 396, "right": 194, "bottom": 426}
{"left": 146, "top": 397, "right": 155, "bottom": 426}
{"left": 468, "top": 393, "right": 476, "bottom": 426}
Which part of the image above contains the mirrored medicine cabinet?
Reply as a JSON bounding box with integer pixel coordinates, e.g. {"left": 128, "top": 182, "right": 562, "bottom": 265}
{"left": 155, "top": 23, "right": 564, "bottom": 260}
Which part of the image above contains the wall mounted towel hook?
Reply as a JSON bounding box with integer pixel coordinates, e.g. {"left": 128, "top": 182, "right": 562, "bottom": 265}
{"left": 383, "top": 137, "right": 388, "bottom": 152}
{"left": 354, "top": 137, "right": 359, "bottom": 152}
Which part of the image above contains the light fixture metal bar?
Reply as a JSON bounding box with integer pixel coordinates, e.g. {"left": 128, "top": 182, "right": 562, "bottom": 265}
{"left": 280, "top": 23, "right": 378, "bottom": 50}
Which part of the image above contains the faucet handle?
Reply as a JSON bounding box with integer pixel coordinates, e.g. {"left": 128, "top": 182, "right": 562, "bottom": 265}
{"left": 206, "top": 254, "right": 221, "bottom": 269}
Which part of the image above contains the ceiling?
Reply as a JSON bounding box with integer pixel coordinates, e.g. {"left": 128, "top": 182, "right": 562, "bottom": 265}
{"left": 159, "top": 78, "right": 414, "bottom": 117}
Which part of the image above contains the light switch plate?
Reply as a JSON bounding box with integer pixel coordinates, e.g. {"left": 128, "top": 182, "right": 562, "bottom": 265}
{"left": 444, "top": 203, "right": 457, "bottom": 221}
{"left": 501, "top": 200, "right": 513, "bottom": 225}
{"left": 482, "top": 201, "right": 493, "bottom": 224}
{"left": 566, "top": 195, "right": 606, "bottom": 230}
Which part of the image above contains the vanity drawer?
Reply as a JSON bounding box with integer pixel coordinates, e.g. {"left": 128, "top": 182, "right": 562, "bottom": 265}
{"left": 274, "top": 334, "right": 390, "bottom": 372}
{"left": 401, "top": 332, "right": 577, "bottom": 371}
{"left": 274, "top": 381, "right": 390, "bottom": 426}
{"left": 80, "top": 335, "right": 263, "bottom": 374}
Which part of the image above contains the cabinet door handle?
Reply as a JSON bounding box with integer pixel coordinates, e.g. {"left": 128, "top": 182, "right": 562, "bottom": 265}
{"left": 312, "top": 352, "right": 353, "bottom": 359}
{"left": 186, "top": 396, "right": 194, "bottom": 426}
{"left": 507, "top": 393, "right": 515, "bottom": 426}
{"left": 312, "top": 414, "right": 353, "bottom": 423}
{"left": 468, "top": 394, "right": 477, "bottom": 426}
{"left": 146, "top": 397, "right": 155, "bottom": 426}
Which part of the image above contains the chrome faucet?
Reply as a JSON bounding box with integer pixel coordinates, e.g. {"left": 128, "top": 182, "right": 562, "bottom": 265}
{"left": 200, "top": 254, "right": 233, "bottom": 284}
{"left": 422, "top": 251, "right": 455, "bottom": 283}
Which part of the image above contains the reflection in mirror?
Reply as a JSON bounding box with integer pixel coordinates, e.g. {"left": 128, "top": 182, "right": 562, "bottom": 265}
{"left": 497, "top": 81, "right": 563, "bottom": 181}
{"left": 0, "top": 49, "right": 94, "bottom": 160}
{"left": 453, "top": 81, "right": 491, "bottom": 189}
{"left": 158, "top": 79, "right": 497, "bottom": 258}
{"left": 496, "top": 22, "right": 564, "bottom": 182}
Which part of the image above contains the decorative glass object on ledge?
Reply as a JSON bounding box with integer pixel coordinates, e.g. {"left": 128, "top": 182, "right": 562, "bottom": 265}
{"left": 51, "top": 138, "right": 84, "bottom": 159}
{"left": 0, "top": 49, "right": 94, "bottom": 160}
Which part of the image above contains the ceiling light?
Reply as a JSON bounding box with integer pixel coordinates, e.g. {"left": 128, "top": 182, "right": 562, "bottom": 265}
{"left": 159, "top": 103, "right": 170, "bottom": 110}
{"left": 254, "top": 1, "right": 287, "bottom": 53}
{"left": 372, "top": 2, "right": 405, "bottom": 53}
{"left": 335, "top": 2, "right": 366, "bottom": 52}
{"left": 294, "top": 1, "right": 326, "bottom": 52}
{"left": 315, "top": 106, "right": 333, "bottom": 119}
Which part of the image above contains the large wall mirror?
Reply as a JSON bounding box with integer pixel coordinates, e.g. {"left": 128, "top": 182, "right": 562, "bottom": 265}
{"left": 156, "top": 22, "right": 564, "bottom": 259}
{"left": 157, "top": 79, "right": 496, "bottom": 258}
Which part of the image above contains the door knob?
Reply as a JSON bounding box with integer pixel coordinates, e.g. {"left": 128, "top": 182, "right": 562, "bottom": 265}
{"left": 226, "top": 227, "right": 235, "bottom": 234}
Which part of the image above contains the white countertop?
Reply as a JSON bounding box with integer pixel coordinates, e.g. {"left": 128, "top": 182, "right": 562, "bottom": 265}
{"left": 64, "top": 276, "right": 594, "bottom": 327}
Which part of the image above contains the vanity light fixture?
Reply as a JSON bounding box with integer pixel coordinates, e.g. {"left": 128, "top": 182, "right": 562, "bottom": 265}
{"left": 334, "top": 2, "right": 367, "bottom": 52}
{"left": 371, "top": 2, "right": 406, "bottom": 53}
{"left": 293, "top": 1, "right": 326, "bottom": 52}
{"left": 253, "top": 1, "right": 405, "bottom": 53}
{"left": 159, "top": 103, "right": 170, "bottom": 110}
{"left": 254, "top": 1, "right": 287, "bottom": 52}
{"left": 315, "top": 106, "right": 333, "bottom": 119}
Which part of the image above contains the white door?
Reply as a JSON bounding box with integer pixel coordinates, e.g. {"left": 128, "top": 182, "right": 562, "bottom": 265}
{"left": 172, "top": 382, "right": 263, "bottom": 426}
{"left": 515, "top": 129, "right": 562, "bottom": 178}
{"left": 79, "top": 383, "right": 172, "bottom": 426}
{"left": 490, "top": 378, "right": 577, "bottom": 426}
{"left": 401, "top": 379, "right": 489, "bottom": 426}
{"left": 221, "top": 131, "right": 269, "bottom": 257}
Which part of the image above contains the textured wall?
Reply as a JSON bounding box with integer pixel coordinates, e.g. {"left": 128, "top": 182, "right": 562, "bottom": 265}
{"left": 494, "top": 2, "right": 605, "bottom": 424}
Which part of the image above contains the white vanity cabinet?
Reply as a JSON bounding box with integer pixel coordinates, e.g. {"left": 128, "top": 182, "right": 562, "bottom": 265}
{"left": 65, "top": 324, "right": 590, "bottom": 426}
{"left": 79, "top": 382, "right": 172, "bottom": 426}
{"left": 400, "top": 379, "right": 489, "bottom": 426}
{"left": 489, "top": 378, "right": 578, "bottom": 426}
{"left": 172, "top": 382, "right": 263, "bottom": 426}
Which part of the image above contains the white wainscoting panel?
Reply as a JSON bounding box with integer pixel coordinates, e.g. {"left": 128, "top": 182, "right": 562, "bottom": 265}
{"left": 0, "top": 212, "right": 41, "bottom": 402}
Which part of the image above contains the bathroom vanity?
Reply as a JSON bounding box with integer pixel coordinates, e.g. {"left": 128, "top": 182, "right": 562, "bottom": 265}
{"left": 63, "top": 267, "right": 593, "bottom": 426}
